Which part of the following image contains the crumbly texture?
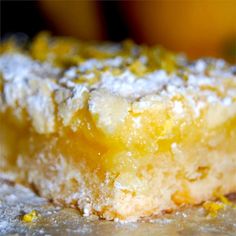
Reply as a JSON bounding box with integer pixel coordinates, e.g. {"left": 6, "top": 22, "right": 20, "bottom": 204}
{"left": 0, "top": 33, "right": 236, "bottom": 221}
{"left": 1, "top": 179, "right": 236, "bottom": 236}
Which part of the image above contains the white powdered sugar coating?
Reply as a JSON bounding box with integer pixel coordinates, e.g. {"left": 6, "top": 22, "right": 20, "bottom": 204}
{"left": 99, "top": 70, "right": 170, "bottom": 99}
{"left": 79, "top": 57, "right": 124, "bottom": 72}
{"left": 0, "top": 54, "right": 60, "bottom": 133}
{"left": 0, "top": 50, "right": 236, "bottom": 133}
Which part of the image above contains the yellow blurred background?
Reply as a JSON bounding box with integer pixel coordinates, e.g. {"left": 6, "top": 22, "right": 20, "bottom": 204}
{"left": 1, "top": 0, "right": 236, "bottom": 61}
{"left": 39, "top": 0, "right": 236, "bottom": 60}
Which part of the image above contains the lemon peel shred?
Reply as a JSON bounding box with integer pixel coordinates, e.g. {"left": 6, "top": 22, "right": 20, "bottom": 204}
{"left": 22, "top": 210, "right": 40, "bottom": 223}
{"left": 203, "top": 201, "right": 224, "bottom": 217}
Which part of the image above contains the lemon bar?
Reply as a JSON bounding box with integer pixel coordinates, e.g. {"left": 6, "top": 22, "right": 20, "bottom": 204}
{"left": 0, "top": 33, "right": 236, "bottom": 221}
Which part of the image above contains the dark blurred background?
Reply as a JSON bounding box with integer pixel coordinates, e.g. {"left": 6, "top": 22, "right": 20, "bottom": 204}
{"left": 1, "top": 1, "right": 47, "bottom": 38}
{"left": 1, "top": 0, "right": 236, "bottom": 60}
{"left": 1, "top": 1, "right": 130, "bottom": 41}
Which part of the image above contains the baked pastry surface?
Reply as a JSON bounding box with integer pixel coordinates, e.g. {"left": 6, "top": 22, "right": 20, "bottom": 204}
{"left": 0, "top": 33, "right": 236, "bottom": 221}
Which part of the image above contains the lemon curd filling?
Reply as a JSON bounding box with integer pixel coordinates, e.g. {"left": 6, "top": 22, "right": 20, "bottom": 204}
{"left": 0, "top": 33, "right": 236, "bottom": 221}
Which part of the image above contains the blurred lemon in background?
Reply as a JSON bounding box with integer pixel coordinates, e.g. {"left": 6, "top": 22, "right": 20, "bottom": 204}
{"left": 123, "top": 0, "right": 236, "bottom": 60}
{"left": 40, "top": 0, "right": 236, "bottom": 60}
{"left": 40, "top": 0, "right": 105, "bottom": 40}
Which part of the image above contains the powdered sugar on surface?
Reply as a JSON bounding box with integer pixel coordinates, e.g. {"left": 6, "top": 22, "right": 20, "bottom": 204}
{"left": 1, "top": 178, "right": 236, "bottom": 235}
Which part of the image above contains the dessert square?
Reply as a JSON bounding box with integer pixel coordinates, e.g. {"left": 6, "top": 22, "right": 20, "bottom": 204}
{"left": 0, "top": 33, "right": 236, "bottom": 221}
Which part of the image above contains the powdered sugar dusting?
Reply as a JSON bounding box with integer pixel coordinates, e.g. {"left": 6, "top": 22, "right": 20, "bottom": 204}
{"left": 0, "top": 53, "right": 60, "bottom": 133}
{"left": 1, "top": 178, "right": 236, "bottom": 235}
{"left": 0, "top": 40, "right": 236, "bottom": 134}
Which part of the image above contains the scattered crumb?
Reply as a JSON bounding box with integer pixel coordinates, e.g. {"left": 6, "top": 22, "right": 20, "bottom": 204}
{"left": 22, "top": 209, "right": 40, "bottom": 223}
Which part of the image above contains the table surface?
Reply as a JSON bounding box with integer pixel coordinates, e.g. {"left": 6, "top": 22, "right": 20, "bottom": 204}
{"left": 0, "top": 178, "right": 236, "bottom": 236}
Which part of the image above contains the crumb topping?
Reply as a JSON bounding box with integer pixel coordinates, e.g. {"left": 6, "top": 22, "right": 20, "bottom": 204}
{"left": 0, "top": 33, "right": 236, "bottom": 133}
